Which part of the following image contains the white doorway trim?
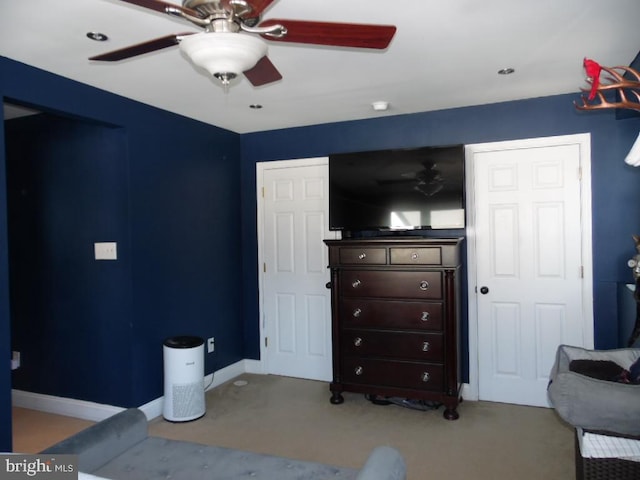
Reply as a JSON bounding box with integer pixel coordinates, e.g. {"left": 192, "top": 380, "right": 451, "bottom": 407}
{"left": 255, "top": 157, "right": 338, "bottom": 375}
{"left": 464, "top": 133, "right": 594, "bottom": 401}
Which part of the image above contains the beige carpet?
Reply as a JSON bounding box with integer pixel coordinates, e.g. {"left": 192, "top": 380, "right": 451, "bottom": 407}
{"left": 12, "top": 406, "right": 95, "bottom": 453}
{"left": 148, "top": 374, "right": 575, "bottom": 480}
{"left": 14, "top": 374, "right": 576, "bottom": 480}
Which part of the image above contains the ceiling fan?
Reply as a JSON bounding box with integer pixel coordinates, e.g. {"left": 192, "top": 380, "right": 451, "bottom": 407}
{"left": 90, "top": 0, "right": 397, "bottom": 88}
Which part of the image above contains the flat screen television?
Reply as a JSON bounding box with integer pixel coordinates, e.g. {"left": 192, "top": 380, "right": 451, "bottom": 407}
{"left": 329, "top": 145, "right": 465, "bottom": 233}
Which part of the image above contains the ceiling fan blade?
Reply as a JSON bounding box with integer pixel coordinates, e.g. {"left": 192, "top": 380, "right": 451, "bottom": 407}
{"left": 117, "top": 0, "right": 201, "bottom": 17}
{"left": 89, "top": 33, "right": 193, "bottom": 61}
{"left": 258, "top": 19, "right": 396, "bottom": 49}
{"left": 247, "top": 0, "right": 278, "bottom": 16}
{"left": 244, "top": 56, "right": 283, "bottom": 86}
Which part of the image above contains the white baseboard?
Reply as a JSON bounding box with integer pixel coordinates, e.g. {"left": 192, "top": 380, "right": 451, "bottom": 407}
{"left": 12, "top": 359, "right": 253, "bottom": 423}
{"left": 460, "top": 383, "right": 477, "bottom": 401}
{"left": 13, "top": 363, "right": 476, "bottom": 423}
{"left": 205, "top": 359, "right": 250, "bottom": 391}
{"left": 243, "top": 359, "right": 264, "bottom": 374}
{"left": 11, "top": 390, "right": 124, "bottom": 422}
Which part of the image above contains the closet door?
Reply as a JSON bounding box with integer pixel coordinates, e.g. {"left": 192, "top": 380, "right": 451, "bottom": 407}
{"left": 470, "top": 135, "right": 592, "bottom": 407}
{"left": 258, "top": 158, "right": 335, "bottom": 381}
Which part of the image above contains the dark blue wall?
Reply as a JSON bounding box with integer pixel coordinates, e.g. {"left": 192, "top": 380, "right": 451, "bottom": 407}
{"left": 7, "top": 114, "right": 132, "bottom": 406}
{"left": 0, "top": 56, "right": 242, "bottom": 451}
{"left": 0, "top": 101, "right": 11, "bottom": 451}
{"left": 2, "top": 54, "right": 640, "bottom": 454}
{"left": 240, "top": 96, "right": 640, "bottom": 362}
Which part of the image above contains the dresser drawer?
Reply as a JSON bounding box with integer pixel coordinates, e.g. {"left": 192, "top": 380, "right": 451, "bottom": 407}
{"left": 338, "top": 247, "right": 387, "bottom": 265}
{"left": 341, "top": 357, "right": 443, "bottom": 391}
{"left": 341, "top": 330, "right": 443, "bottom": 361}
{"left": 340, "top": 299, "right": 443, "bottom": 330}
{"left": 390, "top": 247, "right": 441, "bottom": 265}
{"left": 341, "top": 270, "right": 442, "bottom": 299}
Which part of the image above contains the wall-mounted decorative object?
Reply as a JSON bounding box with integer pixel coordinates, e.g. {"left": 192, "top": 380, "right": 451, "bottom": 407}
{"left": 575, "top": 58, "right": 640, "bottom": 166}
{"left": 575, "top": 58, "right": 640, "bottom": 112}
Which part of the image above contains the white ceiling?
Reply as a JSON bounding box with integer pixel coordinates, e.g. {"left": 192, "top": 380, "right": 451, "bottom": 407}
{"left": 1, "top": 0, "right": 640, "bottom": 134}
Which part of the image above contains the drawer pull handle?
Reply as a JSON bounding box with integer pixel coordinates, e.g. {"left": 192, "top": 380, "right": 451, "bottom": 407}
{"left": 422, "top": 341, "right": 430, "bottom": 352}
{"left": 421, "top": 372, "right": 430, "bottom": 382}
{"left": 411, "top": 252, "right": 419, "bottom": 260}
{"left": 354, "top": 337, "right": 363, "bottom": 347}
{"left": 352, "top": 279, "right": 362, "bottom": 288}
{"left": 421, "top": 311, "right": 430, "bottom": 322}
{"left": 419, "top": 280, "right": 430, "bottom": 291}
{"left": 353, "top": 308, "right": 362, "bottom": 318}
{"left": 358, "top": 252, "right": 367, "bottom": 260}
{"left": 355, "top": 366, "right": 364, "bottom": 376}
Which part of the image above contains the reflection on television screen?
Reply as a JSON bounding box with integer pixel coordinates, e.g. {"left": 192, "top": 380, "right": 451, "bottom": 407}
{"left": 329, "top": 145, "right": 465, "bottom": 232}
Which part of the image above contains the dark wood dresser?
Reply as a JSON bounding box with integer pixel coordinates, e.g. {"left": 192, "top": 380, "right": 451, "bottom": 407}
{"left": 324, "top": 237, "right": 463, "bottom": 420}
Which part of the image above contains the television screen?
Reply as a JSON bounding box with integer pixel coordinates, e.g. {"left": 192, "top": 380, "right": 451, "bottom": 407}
{"left": 329, "top": 145, "right": 465, "bottom": 232}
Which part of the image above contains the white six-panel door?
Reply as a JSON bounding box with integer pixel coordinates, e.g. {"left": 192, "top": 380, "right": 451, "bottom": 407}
{"left": 468, "top": 134, "right": 593, "bottom": 407}
{"left": 257, "top": 158, "right": 336, "bottom": 381}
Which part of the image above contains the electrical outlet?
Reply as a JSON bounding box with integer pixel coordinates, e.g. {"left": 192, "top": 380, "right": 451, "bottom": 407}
{"left": 94, "top": 242, "right": 117, "bottom": 260}
{"left": 11, "top": 351, "right": 20, "bottom": 370}
{"left": 207, "top": 337, "right": 215, "bottom": 353}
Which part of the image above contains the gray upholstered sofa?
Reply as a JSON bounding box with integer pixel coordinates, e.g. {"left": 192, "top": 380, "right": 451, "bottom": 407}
{"left": 41, "top": 408, "right": 406, "bottom": 480}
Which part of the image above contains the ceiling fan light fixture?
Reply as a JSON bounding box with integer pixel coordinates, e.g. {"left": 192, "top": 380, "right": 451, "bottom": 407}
{"left": 179, "top": 32, "right": 267, "bottom": 86}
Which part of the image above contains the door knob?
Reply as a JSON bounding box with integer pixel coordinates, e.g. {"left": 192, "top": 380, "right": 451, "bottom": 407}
{"left": 480, "top": 286, "right": 489, "bottom": 294}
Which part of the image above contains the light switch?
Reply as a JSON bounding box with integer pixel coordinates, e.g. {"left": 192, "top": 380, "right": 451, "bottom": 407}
{"left": 94, "top": 242, "right": 117, "bottom": 260}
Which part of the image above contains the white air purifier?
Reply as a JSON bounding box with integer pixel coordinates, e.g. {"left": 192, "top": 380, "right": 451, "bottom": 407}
{"left": 163, "top": 336, "right": 205, "bottom": 422}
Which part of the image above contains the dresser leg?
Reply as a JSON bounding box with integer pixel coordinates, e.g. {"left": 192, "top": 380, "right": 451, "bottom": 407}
{"left": 443, "top": 406, "right": 459, "bottom": 420}
{"left": 330, "top": 392, "right": 344, "bottom": 404}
